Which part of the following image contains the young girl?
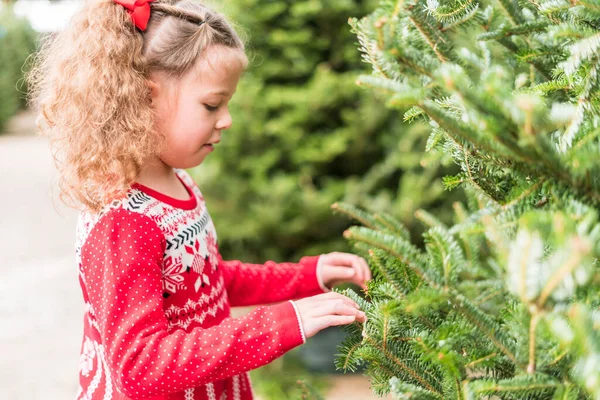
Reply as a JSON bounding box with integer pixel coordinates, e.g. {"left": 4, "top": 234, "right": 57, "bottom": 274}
{"left": 28, "top": 1, "right": 371, "bottom": 399}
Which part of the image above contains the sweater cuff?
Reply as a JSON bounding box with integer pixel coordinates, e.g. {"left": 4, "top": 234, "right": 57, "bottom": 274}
{"left": 288, "top": 300, "right": 306, "bottom": 343}
{"left": 270, "top": 301, "right": 306, "bottom": 349}
{"left": 299, "top": 255, "right": 331, "bottom": 293}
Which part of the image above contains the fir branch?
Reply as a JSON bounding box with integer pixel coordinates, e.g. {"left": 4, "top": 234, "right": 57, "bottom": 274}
{"left": 558, "top": 98, "right": 586, "bottom": 151}
{"left": 415, "top": 209, "right": 448, "bottom": 229}
{"left": 425, "top": 0, "right": 476, "bottom": 21}
{"left": 344, "top": 227, "right": 438, "bottom": 284}
{"left": 389, "top": 378, "right": 444, "bottom": 400}
{"left": 525, "top": 75, "right": 571, "bottom": 95}
{"left": 425, "top": 0, "right": 481, "bottom": 32}
{"left": 331, "top": 202, "right": 381, "bottom": 230}
{"left": 566, "top": 125, "right": 600, "bottom": 155}
{"left": 528, "top": 312, "right": 542, "bottom": 373}
{"left": 537, "top": 237, "right": 592, "bottom": 307}
{"left": 429, "top": 94, "right": 600, "bottom": 206}
{"left": 464, "top": 374, "right": 560, "bottom": 397}
{"left": 420, "top": 100, "right": 512, "bottom": 158}
{"left": 332, "top": 203, "right": 413, "bottom": 239}
{"left": 475, "top": 288, "right": 504, "bottom": 306}
{"left": 496, "top": 0, "right": 527, "bottom": 25}
{"left": 560, "top": 32, "right": 600, "bottom": 77}
{"left": 422, "top": 101, "right": 553, "bottom": 192}
{"left": 424, "top": 226, "right": 466, "bottom": 287}
{"left": 347, "top": 225, "right": 522, "bottom": 368}
{"left": 464, "top": 352, "right": 499, "bottom": 368}
{"left": 578, "top": 0, "right": 600, "bottom": 13}
{"left": 391, "top": 47, "right": 437, "bottom": 77}
{"left": 373, "top": 212, "right": 412, "bottom": 240}
{"left": 495, "top": 37, "right": 554, "bottom": 80}
{"left": 440, "top": 3, "right": 480, "bottom": 32}
{"left": 369, "top": 249, "right": 407, "bottom": 298}
{"left": 478, "top": 21, "right": 550, "bottom": 40}
{"left": 337, "top": 340, "right": 363, "bottom": 372}
{"left": 405, "top": 106, "right": 426, "bottom": 122}
{"left": 407, "top": 9, "right": 452, "bottom": 63}
{"left": 501, "top": 180, "right": 544, "bottom": 210}
{"left": 349, "top": 17, "right": 393, "bottom": 79}
{"left": 546, "top": 349, "right": 569, "bottom": 367}
{"left": 363, "top": 335, "right": 444, "bottom": 395}
{"left": 539, "top": 0, "right": 571, "bottom": 17}
{"left": 452, "top": 292, "right": 524, "bottom": 369}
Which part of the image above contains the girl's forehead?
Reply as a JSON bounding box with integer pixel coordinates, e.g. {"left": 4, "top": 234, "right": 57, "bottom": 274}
{"left": 188, "top": 46, "right": 247, "bottom": 88}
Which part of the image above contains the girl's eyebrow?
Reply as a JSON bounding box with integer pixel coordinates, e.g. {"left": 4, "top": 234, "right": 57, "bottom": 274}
{"left": 207, "top": 90, "right": 236, "bottom": 96}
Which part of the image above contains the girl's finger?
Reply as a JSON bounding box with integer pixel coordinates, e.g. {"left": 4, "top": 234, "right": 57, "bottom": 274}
{"left": 323, "top": 252, "right": 354, "bottom": 266}
{"left": 309, "top": 300, "right": 356, "bottom": 318}
{"left": 327, "top": 265, "right": 356, "bottom": 279}
{"left": 358, "top": 259, "right": 370, "bottom": 287}
{"left": 354, "top": 310, "right": 367, "bottom": 323}
{"left": 360, "top": 257, "right": 372, "bottom": 282}
{"left": 319, "top": 314, "right": 357, "bottom": 329}
{"left": 319, "top": 291, "right": 360, "bottom": 309}
{"left": 351, "top": 257, "right": 365, "bottom": 285}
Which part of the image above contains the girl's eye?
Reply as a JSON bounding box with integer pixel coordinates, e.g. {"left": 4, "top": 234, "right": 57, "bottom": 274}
{"left": 204, "top": 104, "right": 219, "bottom": 112}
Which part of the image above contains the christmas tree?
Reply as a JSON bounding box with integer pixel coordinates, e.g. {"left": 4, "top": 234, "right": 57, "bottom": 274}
{"left": 334, "top": 0, "right": 600, "bottom": 398}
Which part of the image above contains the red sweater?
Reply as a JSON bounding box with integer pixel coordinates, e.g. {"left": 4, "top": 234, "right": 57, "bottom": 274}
{"left": 75, "top": 169, "right": 328, "bottom": 400}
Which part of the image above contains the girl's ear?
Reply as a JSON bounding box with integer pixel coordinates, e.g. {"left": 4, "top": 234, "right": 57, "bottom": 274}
{"left": 146, "top": 79, "right": 161, "bottom": 103}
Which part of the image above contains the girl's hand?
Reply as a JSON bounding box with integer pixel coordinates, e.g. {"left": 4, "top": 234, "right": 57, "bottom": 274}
{"left": 293, "top": 292, "right": 366, "bottom": 338}
{"left": 318, "top": 252, "right": 372, "bottom": 290}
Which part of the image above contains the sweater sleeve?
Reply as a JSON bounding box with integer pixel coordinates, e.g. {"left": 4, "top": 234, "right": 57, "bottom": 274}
{"left": 218, "top": 253, "right": 330, "bottom": 307}
{"left": 80, "top": 208, "right": 305, "bottom": 398}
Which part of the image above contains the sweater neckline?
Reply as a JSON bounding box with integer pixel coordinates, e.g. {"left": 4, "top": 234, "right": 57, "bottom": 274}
{"left": 131, "top": 172, "right": 198, "bottom": 210}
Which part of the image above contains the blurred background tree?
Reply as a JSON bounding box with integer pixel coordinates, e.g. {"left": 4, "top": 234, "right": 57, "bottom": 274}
{"left": 0, "top": 1, "right": 37, "bottom": 131}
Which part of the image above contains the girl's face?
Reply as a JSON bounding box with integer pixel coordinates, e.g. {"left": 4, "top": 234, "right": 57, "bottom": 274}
{"left": 148, "top": 46, "right": 245, "bottom": 169}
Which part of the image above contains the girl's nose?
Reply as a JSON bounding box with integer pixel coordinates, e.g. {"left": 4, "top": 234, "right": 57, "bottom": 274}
{"left": 216, "top": 108, "right": 232, "bottom": 130}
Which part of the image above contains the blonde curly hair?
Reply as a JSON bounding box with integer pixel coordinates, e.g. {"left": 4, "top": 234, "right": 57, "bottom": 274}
{"left": 27, "top": 0, "right": 248, "bottom": 212}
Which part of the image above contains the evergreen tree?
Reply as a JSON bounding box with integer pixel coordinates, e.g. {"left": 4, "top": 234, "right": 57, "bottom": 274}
{"left": 0, "top": 3, "right": 37, "bottom": 131}
{"left": 334, "top": 0, "right": 600, "bottom": 399}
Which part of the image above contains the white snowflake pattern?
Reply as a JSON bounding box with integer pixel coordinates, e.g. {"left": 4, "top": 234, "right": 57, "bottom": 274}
{"left": 162, "top": 255, "right": 187, "bottom": 295}
{"left": 183, "top": 239, "right": 205, "bottom": 274}
{"left": 79, "top": 337, "right": 96, "bottom": 377}
{"left": 205, "top": 230, "right": 219, "bottom": 269}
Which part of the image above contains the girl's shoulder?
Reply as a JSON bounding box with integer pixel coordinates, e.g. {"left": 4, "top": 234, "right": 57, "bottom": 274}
{"left": 75, "top": 170, "right": 205, "bottom": 252}
{"left": 75, "top": 195, "right": 149, "bottom": 250}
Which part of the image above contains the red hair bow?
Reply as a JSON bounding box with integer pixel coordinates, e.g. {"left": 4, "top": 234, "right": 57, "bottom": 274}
{"left": 113, "top": 0, "right": 155, "bottom": 31}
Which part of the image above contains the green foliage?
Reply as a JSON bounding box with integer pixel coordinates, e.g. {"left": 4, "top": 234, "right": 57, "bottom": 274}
{"left": 190, "top": 0, "right": 461, "bottom": 263}
{"left": 0, "top": 4, "right": 37, "bottom": 132}
{"left": 297, "top": 379, "right": 326, "bottom": 400}
{"left": 338, "top": 203, "right": 600, "bottom": 399}
{"left": 335, "top": 0, "right": 600, "bottom": 398}
{"left": 248, "top": 349, "right": 327, "bottom": 400}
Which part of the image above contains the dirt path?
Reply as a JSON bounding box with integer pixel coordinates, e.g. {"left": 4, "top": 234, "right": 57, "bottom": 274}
{"left": 0, "top": 110, "right": 385, "bottom": 400}
{"left": 0, "top": 110, "right": 81, "bottom": 399}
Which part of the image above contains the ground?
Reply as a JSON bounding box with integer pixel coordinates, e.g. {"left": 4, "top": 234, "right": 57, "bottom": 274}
{"left": 0, "top": 110, "right": 390, "bottom": 400}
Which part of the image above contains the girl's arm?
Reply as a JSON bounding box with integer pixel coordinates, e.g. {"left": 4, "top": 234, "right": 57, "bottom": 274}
{"left": 218, "top": 254, "right": 331, "bottom": 307}
{"left": 80, "top": 209, "right": 306, "bottom": 398}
